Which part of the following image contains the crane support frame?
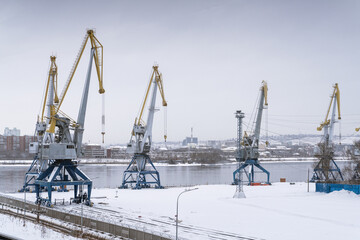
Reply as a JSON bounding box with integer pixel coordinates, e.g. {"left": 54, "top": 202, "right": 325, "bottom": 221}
{"left": 34, "top": 160, "right": 92, "bottom": 207}
{"left": 121, "top": 154, "right": 162, "bottom": 189}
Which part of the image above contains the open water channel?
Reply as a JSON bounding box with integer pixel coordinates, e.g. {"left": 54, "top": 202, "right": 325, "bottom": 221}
{"left": 0, "top": 161, "right": 350, "bottom": 192}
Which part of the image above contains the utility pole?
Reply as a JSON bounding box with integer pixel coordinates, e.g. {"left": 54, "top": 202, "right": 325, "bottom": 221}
{"left": 234, "top": 111, "right": 245, "bottom": 198}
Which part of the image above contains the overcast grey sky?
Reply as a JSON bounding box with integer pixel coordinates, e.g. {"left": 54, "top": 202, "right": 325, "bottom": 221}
{"left": 1, "top": 0, "right": 360, "bottom": 144}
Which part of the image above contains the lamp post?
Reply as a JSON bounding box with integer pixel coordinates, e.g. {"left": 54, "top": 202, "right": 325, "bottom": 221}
{"left": 23, "top": 188, "right": 26, "bottom": 226}
{"left": 176, "top": 188, "right": 198, "bottom": 240}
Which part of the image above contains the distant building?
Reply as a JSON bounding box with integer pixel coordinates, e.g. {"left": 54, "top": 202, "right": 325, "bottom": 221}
{"left": 0, "top": 134, "right": 36, "bottom": 152}
{"left": 82, "top": 144, "right": 106, "bottom": 158}
{"left": 182, "top": 127, "right": 198, "bottom": 147}
{"left": 106, "top": 146, "right": 127, "bottom": 158}
{"left": 207, "top": 140, "right": 221, "bottom": 149}
{"left": 4, "top": 127, "right": 20, "bottom": 136}
{"left": 182, "top": 137, "right": 198, "bottom": 146}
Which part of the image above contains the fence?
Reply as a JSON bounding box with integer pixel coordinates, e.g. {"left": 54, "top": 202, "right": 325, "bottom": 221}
{"left": 315, "top": 183, "right": 360, "bottom": 194}
{"left": 0, "top": 194, "right": 171, "bottom": 240}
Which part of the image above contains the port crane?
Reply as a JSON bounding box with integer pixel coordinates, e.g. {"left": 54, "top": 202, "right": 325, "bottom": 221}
{"left": 233, "top": 81, "right": 270, "bottom": 185}
{"left": 311, "top": 83, "right": 343, "bottom": 182}
{"left": 121, "top": 65, "right": 167, "bottom": 189}
{"left": 26, "top": 30, "right": 104, "bottom": 207}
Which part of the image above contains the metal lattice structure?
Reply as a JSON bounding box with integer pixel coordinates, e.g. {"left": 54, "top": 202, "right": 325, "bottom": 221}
{"left": 233, "top": 111, "right": 246, "bottom": 198}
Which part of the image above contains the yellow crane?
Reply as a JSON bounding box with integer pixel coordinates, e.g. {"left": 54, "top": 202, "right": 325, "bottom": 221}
{"left": 134, "top": 65, "right": 167, "bottom": 141}
{"left": 25, "top": 29, "right": 105, "bottom": 207}
{"left": 311, "top": 83, "right": 343, "bottom": 182}
{"left": 317, "top": 83, "right": 341, "bottom": 133}
{"left": 121, "top": 65, "right": 167, "bottom": 189}
{"left": 43, "top": 29, "right": 105, "bottom": 141}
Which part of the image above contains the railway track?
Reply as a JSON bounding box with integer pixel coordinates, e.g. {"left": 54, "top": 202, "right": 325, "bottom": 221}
{"left": 0, "top": 194, "right": 260, "bottom": 240}
{"left": 64, "top": 204, "right": 261, "bottom": 240}
{"left": 0, "top": 204, "right": 125, "bottom": 240}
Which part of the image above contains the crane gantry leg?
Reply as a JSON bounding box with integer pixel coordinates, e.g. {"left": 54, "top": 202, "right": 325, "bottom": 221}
{"left": 233, "top": 160, "right": 270, "bottom": 185}
{"left": 34, "top": 160, "right": 92, "bottom": 207}
{"left": 120, "top": 154, "right": 163, "bottom": 189}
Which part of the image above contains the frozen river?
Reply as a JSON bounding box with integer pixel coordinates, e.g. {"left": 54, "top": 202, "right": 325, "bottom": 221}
{"left": 0, "top": 160, "right": 350, "bottom": 192}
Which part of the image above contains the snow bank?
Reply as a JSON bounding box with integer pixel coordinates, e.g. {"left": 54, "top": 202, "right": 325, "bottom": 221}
{"left": 4, "top": 183, "right": 360, "bottom": 240}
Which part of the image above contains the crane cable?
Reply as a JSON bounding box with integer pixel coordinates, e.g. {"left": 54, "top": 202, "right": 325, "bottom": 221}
{"left": 164, "top": 106, "right": 167, "bottom": 143}
{"left": 266, "top": 104, "right": 269, "bottom": 146}
{"left": 102, "top": 93, "right": 105, "bottom": 144}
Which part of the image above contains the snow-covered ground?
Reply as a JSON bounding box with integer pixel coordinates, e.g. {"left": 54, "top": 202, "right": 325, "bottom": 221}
{"left": 0, "top": 213, "right": 79, "bottom": 240}
{"left": 4, "top": 183, "right": 360, "bottom": 240}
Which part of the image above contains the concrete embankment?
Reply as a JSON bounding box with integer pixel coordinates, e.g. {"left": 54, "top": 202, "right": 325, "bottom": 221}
{"left": 0, "top": 194, "right": 170, "bottom": 240}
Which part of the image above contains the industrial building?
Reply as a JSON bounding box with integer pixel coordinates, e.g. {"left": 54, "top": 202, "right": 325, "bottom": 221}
{"left": 82, "top": 144, "right": 107, "bottom": 158}
{"left": 182, "top": 127, "right": 198, "bottom": 147}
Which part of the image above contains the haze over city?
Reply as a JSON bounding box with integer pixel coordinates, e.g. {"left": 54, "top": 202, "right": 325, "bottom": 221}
{"left": 1, "top": 0, "right": 360, "bottom": 144}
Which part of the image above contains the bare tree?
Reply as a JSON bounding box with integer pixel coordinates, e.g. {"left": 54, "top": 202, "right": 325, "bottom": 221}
{"left": 345, "top": 140, "right": 360, "bottom": 183}
{"left": 312, "top": 142, "right": 343, "bottom": 182}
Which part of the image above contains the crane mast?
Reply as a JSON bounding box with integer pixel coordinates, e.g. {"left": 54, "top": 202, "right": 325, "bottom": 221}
{"left": 317, "top": 83, "right": 341, "bottom": 145}
{"left": 233, "top": 81, "right": 271, "bottom": 185}
{"left": 23, "top": 30, "right": 105, "bottom": 207}
{"left": 121, "top": 65, "right": 167, "bottom": 189}
{"left": 311, "top": 83, "right": 343, "bottom": 182}
{"left": 22, "top": 56, "right": 58, "bottom": 192}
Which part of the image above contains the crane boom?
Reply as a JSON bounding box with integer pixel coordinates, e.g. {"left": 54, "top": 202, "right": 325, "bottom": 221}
{"left": 253, "top": 80, "right": 268, "bottom": 146}
{"left": 56, "top": 29, "right": 104, "bottom": 114}
{"left": 316, "top": 83, "right": 341, "bottom": 144}
{"left": 317, "top": 83, "right": 341, "bottom": 132}
{"left": 131, "top": 65, "right": 167, "bottom": 147}
{"left": 137, "top": 66, "right": 167, "bottom": 125}
{"left": 44, "top": 30, "right": 105, "bottom": 142}
{"left": 41, "top": 56, "right": 59, "bottom": 136}
{"left": 122, "top": 65, "right": 167, "bottom": 189}
{"left": 40, "top": 56, "right": 58, "bottom": 124}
